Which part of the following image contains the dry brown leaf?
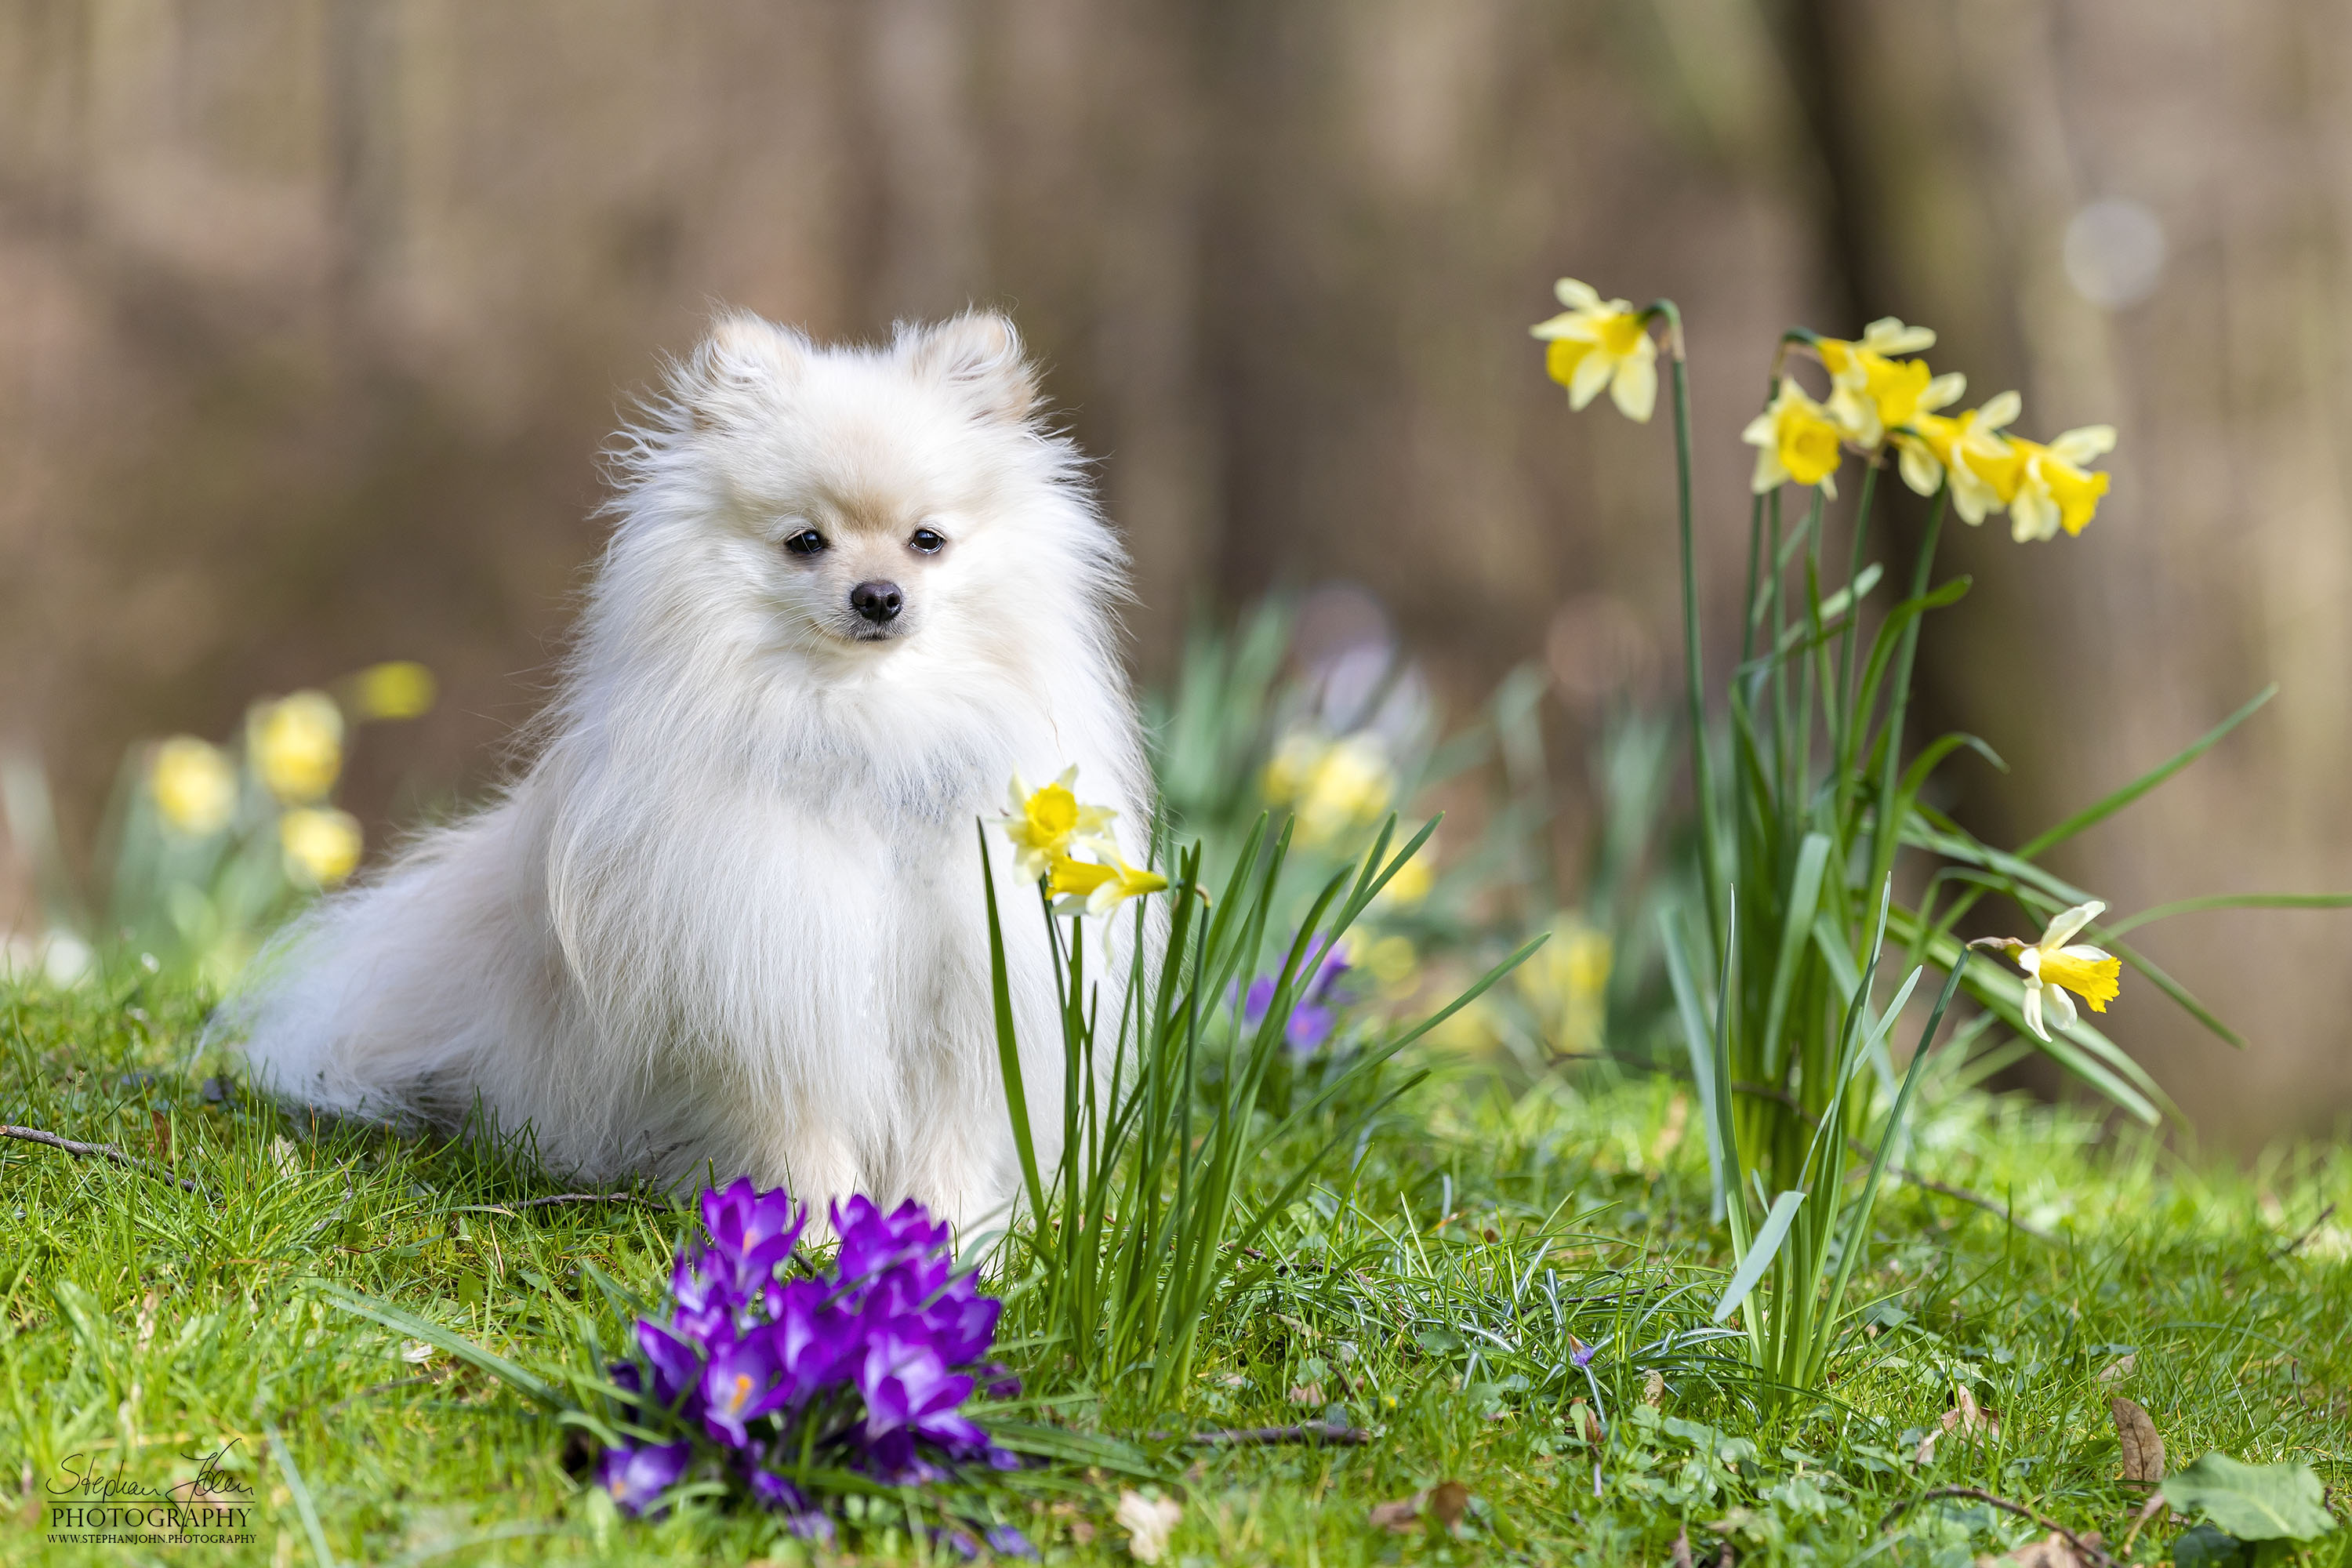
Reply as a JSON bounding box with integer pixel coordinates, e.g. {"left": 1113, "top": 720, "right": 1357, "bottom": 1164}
{"left": 1671, "top": 1526, "right": 1695, "bottom": 1568}
{"left": 1917, "top": 1387, "right": 2000, "bottom": 1461}
{"left": 1975, "top": 1532, "right": 2086, "bottom": 1568}
{"left": 1427, "top": 1479, "right": 1470, "bottom": 1529}
{"left": 1287, "top": 1382, "right": 1325, "bottom": 1406}
{"left": 2110, "top": 1396, "right": 2165, "bottom": 1483}
{"left": 1368, "top": 1494, "right": 1421, "bottom": 1534}
{"left": 1643, "top": 1370, "right": 1666, "bottom": 1407}
{"left": 2097, "top": 1352, "right": 2136, "bottom": 1384}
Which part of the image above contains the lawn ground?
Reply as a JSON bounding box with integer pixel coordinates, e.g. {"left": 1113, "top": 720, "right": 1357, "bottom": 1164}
{"left": 2, "top": 976, "right": 2346, "bottom": 1566}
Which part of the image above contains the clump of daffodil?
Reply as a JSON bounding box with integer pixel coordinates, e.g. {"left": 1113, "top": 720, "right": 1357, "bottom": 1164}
{"left": 150, "top": 736, "right": 238, "bottom": 836}
{"left": 1969, "top": 900, "right": 2121, "bottom": 1042}
{"left": 1263, "top": 731, "right": 1395, "bottom": 848}
{"left": 2007, "top": 426, "right": 2116, "bottom": 542}
{"left": 1530, "top": 278, "right": 1657, "bottom": 423}
{"left": 1814, "top": 318, "right": 1966, "bottom": 450}
{"left": 1743, "top": 379, "right": 1846, "bottom": 496}
{"left": 281, "top": 806, "right": 364, "bottom": 887}
{"left": 1896, "top": 389, "right": 2024, "bottom": 523}
{"left": 996, "top": 767, "right": 1117, "bottom": 881}
{"left": 251, "top": 691, "right": 345, "bottom": 804}
{"left": 1047, "top": 850, "right": 1168, "bottom": 917}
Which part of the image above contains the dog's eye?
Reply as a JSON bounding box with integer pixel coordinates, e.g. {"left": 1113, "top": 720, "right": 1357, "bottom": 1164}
{"left": 908, "top": 527, "right": 946, "bottom": 555}
{"left": 782, "top": 529, "right": 827, "bottom": 557}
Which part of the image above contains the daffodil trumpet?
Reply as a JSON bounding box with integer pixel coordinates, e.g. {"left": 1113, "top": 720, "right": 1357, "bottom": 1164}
{"left": 1969, "top": 900, "right": 2122, "bottom": 1042}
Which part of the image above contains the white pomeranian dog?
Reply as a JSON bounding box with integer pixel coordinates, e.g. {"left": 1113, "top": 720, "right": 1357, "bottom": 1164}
{"left": 229, "top": 310, "right": 1150, "bottom": 1230}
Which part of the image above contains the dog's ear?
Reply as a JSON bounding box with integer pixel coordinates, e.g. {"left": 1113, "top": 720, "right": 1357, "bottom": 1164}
{"left": 898, "top": 311, "right": 1037, "bottom": 423}
{"left": 685, "top": 311, "right": 807, "bottom": 431}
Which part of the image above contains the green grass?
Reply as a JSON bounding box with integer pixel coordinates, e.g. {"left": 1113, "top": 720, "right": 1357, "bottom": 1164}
{"left": 2, "top": 975, "right": 2347, "bottom": 1566}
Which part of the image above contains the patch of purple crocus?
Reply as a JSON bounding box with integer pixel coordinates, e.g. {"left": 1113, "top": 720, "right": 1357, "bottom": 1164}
{"left": 1241, "top": 935, "right": 1355, "bottom": 1055}
{"left": 593, "top": 1180, "right": 1026, "bottom": 1548}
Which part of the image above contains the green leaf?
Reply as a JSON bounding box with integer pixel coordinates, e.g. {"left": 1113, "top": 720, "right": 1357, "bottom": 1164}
{"left": 2016, "top": 685, "right": 2274, "bottom": 859}
{"left": 986, "top": 1421, "right": 1159, "bottom": 1478}
{"left": 2161, "top": 1453, "right": 2338, "bottom": 1542}
{"left": 306, "top": 1280, "right": 556, "bottom": 1407}
{"left": 1711, "top": 1189, "right": 1803, "bottom": 1324}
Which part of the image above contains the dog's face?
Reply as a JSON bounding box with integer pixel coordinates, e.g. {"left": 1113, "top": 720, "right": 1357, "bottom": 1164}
{"left": 665, "top": 310, "right": 1060, "bottom": 665}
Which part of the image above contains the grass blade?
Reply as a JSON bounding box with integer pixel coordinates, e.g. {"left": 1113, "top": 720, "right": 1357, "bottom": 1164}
{"left": 1712, "top": 1189, "right": 1805, "bottom": 1324}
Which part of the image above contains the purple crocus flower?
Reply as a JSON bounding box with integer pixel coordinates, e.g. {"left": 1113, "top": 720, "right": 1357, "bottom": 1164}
{"left": 1240, "top": 936, "right": 1353, "bottom": 1055}
{"left": 700, "top": 1329, "right": 793, "bottom": 1447}
{"left": 768, "top": 1276, "right": 855, "bottom": 1400}
{"left": 637, "top": 1318, "right": 708, "bottom": 1410}
{"left": 1570, "top": 1340, "right": 1599, "bottom": 1369}
{"left": 595, "top": 1439, "right": 691, "bottom": 1516}
{"left": 920, "top": 1290, "right": 1004, "bottom": 1368}
{"left": 856, "top": 1330, "right": 986, "bottom": 1475}
{"left": 986, "top": 1523, "right": 1038, "bottom": 1558}
{"left": 702, "top": 1178, "right": 807, "bottom": 1298}
{"left": 746, "top": 1465, "right": 808, "bottom": 1512}
{"left": 833, "top": 1197, "right": 953, "bottom": 1290}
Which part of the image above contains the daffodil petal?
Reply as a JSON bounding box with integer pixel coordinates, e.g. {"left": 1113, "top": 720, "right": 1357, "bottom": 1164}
{"left": 1555, "top": 277, "right": 1603, "bottom": 312}
{"left": 1980, "top": 390, "right": 2023, "bottom": 430}
{"left": 2021, "top": 979, "right": 2049, "bottom": 1042}
{"left": 2050, "top": 424, "right": 2117, "bottom": 462}
{"left": 1611, "top": 354, "right": 1657, "bottom": 423}
{"left": 2040, "top": 899, "right": 2104, "bottom": 949}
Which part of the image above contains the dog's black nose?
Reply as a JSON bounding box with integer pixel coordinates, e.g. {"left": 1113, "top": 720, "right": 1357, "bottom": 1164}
{"left": 850, "top": 580, "right": 904, "bottom": 624}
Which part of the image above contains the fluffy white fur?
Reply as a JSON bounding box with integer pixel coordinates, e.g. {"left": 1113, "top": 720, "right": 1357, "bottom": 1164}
{"left": 229, "top": 310, "right": 1149, "bottom": 1231}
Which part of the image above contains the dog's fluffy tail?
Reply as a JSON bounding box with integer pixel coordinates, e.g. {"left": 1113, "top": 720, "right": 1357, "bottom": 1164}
{"left": 220, "top": 805, "right": 550, "bottom": 1127}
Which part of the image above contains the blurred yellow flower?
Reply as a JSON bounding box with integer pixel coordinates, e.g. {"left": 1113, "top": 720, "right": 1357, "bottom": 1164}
{"left": 1530, "top": 278, "right": 1657, "bottom": 422}
{"left": 1896, "top": 390, "right": 2023, "bottom": 523}
{"left": 252, "top": 691, "right": 345, "bottom": 804}
{"left": 1517, "top": 916, "right": 1613, "bottom": 1053}
{"left": 281, "top": 806, "right": 363, "bottom": 887}
{"left": 1816, "top": 321, "right": 1965, "bottom": 450}
{"left": 2007, "top": 426, "right": 2116, "bottom": 542}
{"left": 1742, "top": 379, "right": 1844, "bottom": 496}
{"left": 151, "top": 737, "right": 237, "bottom": 836}
{"left": 1047, "top": 851, "right": 1168, "bottom": 916}
{"left": 997, "top": 767, "right": 1116, "bottom": 881}
{"left": 347, "top": 660, "right": 437, "bottom": 720}
{"left": 1970, "top": 899, "right": 2120, "bottom": 1043}
{"left": 1371, "top": 833, "right": 1435, "bottom": 909}
{"left": 1366, "top": 934, "right": 1419, "bottom": 996}
{"left": 1264, "top": 732, "right": 1395, "bottom": 847}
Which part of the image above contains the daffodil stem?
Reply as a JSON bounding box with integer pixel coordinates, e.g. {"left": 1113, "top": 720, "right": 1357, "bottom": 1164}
{"left": 1656, "top": 300, "right": 1724, "bottom": 953}
{"left": 1832, "top": 464, "right": 1880, "bottom": 820}
{"left": 1864, "top": 488, "right": 1947, "bottom": 909}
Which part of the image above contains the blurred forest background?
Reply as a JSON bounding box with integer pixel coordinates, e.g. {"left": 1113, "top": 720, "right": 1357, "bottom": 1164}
{"left": 1, "top": 0, "right": 2347, "bottom": 1141}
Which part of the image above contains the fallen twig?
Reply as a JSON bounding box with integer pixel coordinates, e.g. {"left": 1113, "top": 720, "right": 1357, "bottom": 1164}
{"left": 0, "top": 1123, "right": 209, "bottom": 1196}
{"left": 1877, "top": 1486, "right": 2113, "bottom": 1567}
{"left": 2274, "top": 1201, "right": 2337, "bottom": 1259}
{"left": 1178, "top": 1422, "right": 1373, "bottom": 1447}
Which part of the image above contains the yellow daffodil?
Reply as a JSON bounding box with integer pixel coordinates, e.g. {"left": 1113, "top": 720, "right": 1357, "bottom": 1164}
{"left": 1047, "top": 851, "right": 1168, "bottom": 917}
{"left": 997, "top": 767, "right": 1116, "bottom": 881}
{"left": 151, "top": 736, "right": 237, "bottom": 836}
{"left": 1741, "top": 379, "right": 1845, "bottom": 496}
{"left": 346, "top": 660, "right": 437, "bottom": 720}
{"left": 1530, "top": 278, "right": 1657, "bottom": 422}
{"left": 251, "top": 691, "right": 345, "bottom": 804}
{"left": 1815, "top": 321, "right": 1965, "bottom": 449}
{"left": 1264, "top": 732, "right": 1395, "bottom": 847}
{"left": 1969, "top": 899, "right": 2121, "bottom": 1042}
{"left": 1896, "top": 390, "right": 2024, "bottom": 523}
{"left": 281, "top": 806, "right": 364, "bottom": 887}
{"left": 2007, "top": 426, "right": 2116, "bottom": 542}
